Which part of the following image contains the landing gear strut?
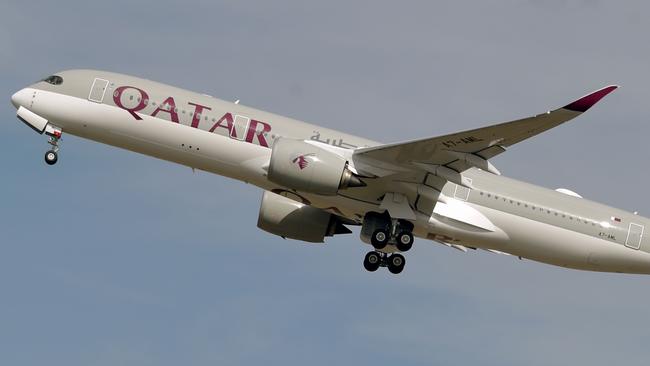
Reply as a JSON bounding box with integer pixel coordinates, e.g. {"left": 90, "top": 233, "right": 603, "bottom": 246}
{"left": 363, "top": 251, "right": 406, "bottom": 274}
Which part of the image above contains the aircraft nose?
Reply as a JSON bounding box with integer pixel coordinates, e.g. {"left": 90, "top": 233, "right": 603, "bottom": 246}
{"left": 11, "top": 88, "right": 29, "bottom": 109}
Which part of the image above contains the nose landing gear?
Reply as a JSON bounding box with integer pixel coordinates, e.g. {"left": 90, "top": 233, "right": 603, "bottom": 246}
{"left": 43, "top": 125, "right": 62, "bottom": 166}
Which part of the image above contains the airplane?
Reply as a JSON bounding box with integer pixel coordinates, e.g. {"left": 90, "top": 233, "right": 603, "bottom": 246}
{"left": 10, "top": 70, "right": 650, "bottom": 275}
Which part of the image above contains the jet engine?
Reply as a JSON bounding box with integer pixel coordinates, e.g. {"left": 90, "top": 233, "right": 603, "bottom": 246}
{"left": 257, "top": 191, "right": 351, "bottom": 243}
{"left": 267, "top": 139, "right": 364, "bottom": 195}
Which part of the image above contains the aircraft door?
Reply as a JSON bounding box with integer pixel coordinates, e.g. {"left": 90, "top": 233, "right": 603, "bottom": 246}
{"left": 231, "top": 114, "right": 250, "bottom": 141}
{"left": 625, "top": 223, "right": 644, "bottom": 249}
{"left": 88, "top": 78, "right": 109, "bottom": 103}
{"left": 453, "top": 178, "right": 472, "bottom": 201}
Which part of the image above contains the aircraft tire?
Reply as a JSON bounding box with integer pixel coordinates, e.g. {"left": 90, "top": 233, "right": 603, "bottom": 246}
{"left": 395, "top": 231, "right": 414, "bottom": 252}
{"left": 363, "top": 252, "right": 381, "bottom": 272}
{"left": 387, "top": 254, "right": 405, "bottom": 274}
{"left": 370, "top": 229, "right": 389, "bottom": 249}
{"left": 45, "top": 150, "right": 58, "bottom": 165}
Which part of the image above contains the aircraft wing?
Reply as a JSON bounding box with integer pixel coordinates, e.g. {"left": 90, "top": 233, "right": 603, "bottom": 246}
{"left": 352, "top": 85, "right": 618, "bottom": 181}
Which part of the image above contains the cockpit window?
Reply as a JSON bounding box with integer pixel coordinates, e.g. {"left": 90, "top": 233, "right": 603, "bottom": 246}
{"left": 42, "top": 75, "right": 63, "bottom": 85}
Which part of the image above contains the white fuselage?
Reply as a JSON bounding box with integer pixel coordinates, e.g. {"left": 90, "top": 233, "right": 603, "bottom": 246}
{"left": 11, "top": 70, "right": 650, "bottom": 274}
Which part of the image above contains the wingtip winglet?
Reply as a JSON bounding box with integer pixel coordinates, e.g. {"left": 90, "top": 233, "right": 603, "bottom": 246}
{"left": 563, "top": 85, "right": 619, "bottom": 112}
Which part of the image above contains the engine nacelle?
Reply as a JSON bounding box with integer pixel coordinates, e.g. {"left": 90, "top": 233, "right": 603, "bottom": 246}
{"left": 257, "top": 191, "right": 351, "bottom": 243}
{"left": 267, "top": 139, "right": 364, "bottom": 195}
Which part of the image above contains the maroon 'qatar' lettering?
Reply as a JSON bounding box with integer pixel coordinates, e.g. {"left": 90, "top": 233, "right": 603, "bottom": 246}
{"left": 113, "top": 86, "right": 149, "bottom": 120}
{"left": 151, "top": 96, "right": 180, "bottom": 123}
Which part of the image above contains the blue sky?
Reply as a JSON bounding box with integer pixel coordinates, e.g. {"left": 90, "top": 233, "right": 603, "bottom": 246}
{"left": 2, "top": 1, "right": 650, "bottom": 365}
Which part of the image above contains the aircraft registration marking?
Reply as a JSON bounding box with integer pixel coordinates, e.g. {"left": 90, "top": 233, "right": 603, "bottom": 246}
{"left": 441, "top": 136, "right": 484, "bottom": 148}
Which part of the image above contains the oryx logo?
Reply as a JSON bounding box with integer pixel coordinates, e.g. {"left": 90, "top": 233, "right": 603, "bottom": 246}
{"left": 292, "top": 153, "right": 315, "bottom": 170}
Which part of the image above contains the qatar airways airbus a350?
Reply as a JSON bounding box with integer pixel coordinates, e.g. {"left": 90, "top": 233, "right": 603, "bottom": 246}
{"left": 11, "top": 70, "right": 649, "bottom": 274}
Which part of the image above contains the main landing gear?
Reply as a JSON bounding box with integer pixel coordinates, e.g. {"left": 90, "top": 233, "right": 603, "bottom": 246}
{"left": 363, "top": 251, "right": 406, "bottom": 274}
{"left": 371, "top": 228, "right": 413, "bottom": 252}
{"left": 361, "top": 212, "right": 415, "bottom": 274}
{"left": 44, "top": 127, "right": 62, "bottom": 165}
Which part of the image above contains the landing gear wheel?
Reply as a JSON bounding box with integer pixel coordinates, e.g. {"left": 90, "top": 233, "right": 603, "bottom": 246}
{"left": 44, "top": 150, "right": 58, "bottom": 165}
{"left": 370, "top": 229, "right": 389, "bottom": 250}
{"left": 395, "top": 231, "right": 414, "bottom": 252}
{"left": 363, "top": 251, "right": 381, "bottom": 272}
{"left": 387, "top": 253, "right": 406, "bottom": 274}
